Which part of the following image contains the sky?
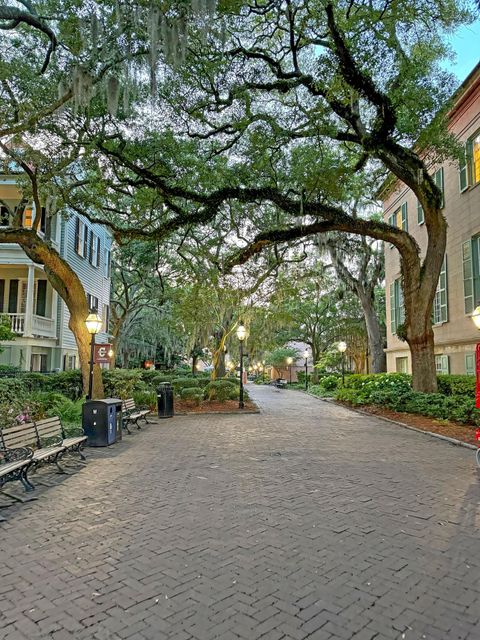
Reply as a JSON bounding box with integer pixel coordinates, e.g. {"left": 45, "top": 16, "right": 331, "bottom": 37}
{"left": 444, "top": 18, "right": 480, "bottom": 81}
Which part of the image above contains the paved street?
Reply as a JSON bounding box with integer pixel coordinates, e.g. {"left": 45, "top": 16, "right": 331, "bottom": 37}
{"left": 1, "top": 386, "right": 480, "bottom": 640}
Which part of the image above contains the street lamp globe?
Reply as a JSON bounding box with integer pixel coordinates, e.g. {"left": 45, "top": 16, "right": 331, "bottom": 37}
{"left": 337, "top": 341, "right": 347, "bottom": 353}
{"left": 303, "top": 349, "right": 309, "bottom": 359}
{"left": 108, "top": 348, "right": 114, "bottom": 358}
{"left": 286, "top": 356, "right": 293, "bottom": 365}
{"left": 472, "top": 306, "right": 480, "bottom": 330}
{"left": 236, "top": 323, "right": 247, "bottom": 341}
{"left": 85, "top": 311, "right": 103, "bottom": 335}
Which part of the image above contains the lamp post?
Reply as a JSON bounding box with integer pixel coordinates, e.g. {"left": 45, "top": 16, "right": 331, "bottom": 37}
{"left": 85, "top": 309, "right": 103, "bottom": 400}
{"left": 337, "top": 341, "right": 347, "bottom": 386}
{"left": 237, "top": 323, "right": 247, "bottom": 409}
{"left": 262, "top": 360, "right": 266, "bottom": 383}
{"left": 303, "top": 350, "right": 309, "bottom": 390}
{"left": 286, "top": 356, "right": 293, "bottom": 384}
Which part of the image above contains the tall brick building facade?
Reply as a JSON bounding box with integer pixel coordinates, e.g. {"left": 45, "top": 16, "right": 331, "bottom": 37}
{"left": 382, "top": 63, "right": 480, "bottom": 375}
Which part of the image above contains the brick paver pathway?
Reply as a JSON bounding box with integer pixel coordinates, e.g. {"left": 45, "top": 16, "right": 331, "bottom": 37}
{"left": 1, "top": 386, "right": 480, "bottom": 640}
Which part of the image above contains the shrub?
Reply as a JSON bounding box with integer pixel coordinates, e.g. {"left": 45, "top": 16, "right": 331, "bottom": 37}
{"left": 172, "top": 377, "right": 200, "bottom": 395}
{"left": 140, "top": 370, "right": 173, "bottom": 388}
{"left": 180, "top": 387, "right": 203, "bottom": 406}
{"left": 0, "top": 378, "right": 27, "bottom": 403}
{"left": 132, "top": 390, "right": 156, "bottom": 411}
{"left": 319, "top": 374, "right": 340, "bottom": 392}
{"left": 103, "top": 369, "right": 146, "bottom": 398}
{"left": 204, "top": 380, "right": 238, "bottom": 402}
{"left": 437, "top": 375, "right": 476, "bottom": 397}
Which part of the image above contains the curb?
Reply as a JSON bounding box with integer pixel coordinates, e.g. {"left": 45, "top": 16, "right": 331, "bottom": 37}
{"left": 298, "top": 389, "right": 478, "bottom": 452}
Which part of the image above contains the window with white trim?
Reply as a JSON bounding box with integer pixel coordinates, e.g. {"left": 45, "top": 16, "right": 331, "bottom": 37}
{"left": 465, "top": 353, "right": 475, "bottom": 376}
{"left": 86, "top": 293, "right": 99, "bottom": 312}
{"left": 462, "top": 236, "right": 480, "bottom": 314}
{"left": 395, "top": 357, "right": 408, "bottom": 373}
{"left": 389, "top": 278, "right": 405, "bottom": 335}
{"left": 435, "top": 354, "right": 449, "bottom": 375}
{"left": 74, "top": 217, "right": 88, "bottom": 257}
{"left": 432, "top": 256, "right": 448, "bottom": 325}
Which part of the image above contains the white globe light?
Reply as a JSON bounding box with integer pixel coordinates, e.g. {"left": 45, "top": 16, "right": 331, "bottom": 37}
{"left": 236, "top": 323, "right": 247, "bottom": 341}
{"left": 472, "top": 306, "right": 480, "bottom": 330}
{"left": 85, "top": 312, "right": 103, "bottom": 335}
{"left": 337, "top": 341, "right": 347, "bottom": 353}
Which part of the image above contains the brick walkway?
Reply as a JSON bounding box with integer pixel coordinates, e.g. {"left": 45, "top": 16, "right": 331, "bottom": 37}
{"left": 1, "top": 386, "right": 480, "bottom": 640}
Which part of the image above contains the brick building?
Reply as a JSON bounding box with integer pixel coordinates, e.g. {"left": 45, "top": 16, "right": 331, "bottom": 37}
{"left": 382, "top": 63, "right": 480, "bottom": 375}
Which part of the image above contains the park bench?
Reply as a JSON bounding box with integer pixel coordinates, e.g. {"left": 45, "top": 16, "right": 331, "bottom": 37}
{"left": 0, "top": 446, "right": 35, "bottom": 507}
{"left": 122, "top": 398, "right": 151, "bottom": 433}
{"left": 274, "top": 378, "right": 288, "bottom": 388}
{"left": 0, "top": 417, "right": 86, "bottom": 476}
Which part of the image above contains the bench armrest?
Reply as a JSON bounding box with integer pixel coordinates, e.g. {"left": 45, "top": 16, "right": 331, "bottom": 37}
{"left": 40, "top": 434, "right": 64, "bottom": 449}
{"left": 63, "top": 426, "right": 85, "bottom": 438}
{"left": 3, "top": 446, "right": 34, "bottom": 462}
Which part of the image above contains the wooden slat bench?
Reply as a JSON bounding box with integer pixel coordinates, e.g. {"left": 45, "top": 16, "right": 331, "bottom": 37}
{"left": 274, "top": 378, "right": 288, "bottom": 388}
{"left": 35, "top": 417, "right": 87, "bottom": 462}
{"left": 0, "top": 446, "right": 35, "bottom": 509}
{"left": 122, "top": 398, "right": 151, "bottom": 433}
{"left": 0, "top": 417, "right": 87, "bottom": 476}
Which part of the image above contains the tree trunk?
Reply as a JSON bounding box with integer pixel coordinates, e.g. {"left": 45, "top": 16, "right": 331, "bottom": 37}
{"left": 311, "top": 344, "right": 319, "bottom": 383}
{"left": 192, "top": 353, "right": 198, "bottom": 376}
{"left": 358, "top": 291, "right": 386, "bottom": 374}
{"left": 403, "top": 286, "right": 438, "bottom": 392}
{"left": 211, "top": 346, "right": 226, "bottom": 379}
{"left": 0, "top": 229, "right": 104, "bottom": 397}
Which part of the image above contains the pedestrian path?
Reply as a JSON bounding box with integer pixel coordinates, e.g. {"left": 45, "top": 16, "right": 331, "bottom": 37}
{"left": 1, "top": 385, "right": 479, "bottom": 639}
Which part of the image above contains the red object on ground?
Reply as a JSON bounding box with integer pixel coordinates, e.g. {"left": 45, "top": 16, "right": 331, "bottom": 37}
{"left": 476, "top": 344, "right": 480, "bottom": 409}
{"left": 476, "top": 428, "right": 480, "bottom": 442}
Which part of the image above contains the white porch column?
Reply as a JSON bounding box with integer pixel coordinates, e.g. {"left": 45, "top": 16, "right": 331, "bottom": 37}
{"left": 24, "top": 264, "right": 35, "bottom": 337}
{"left": 51, "top": 288, "right": 58, "bottom": 337}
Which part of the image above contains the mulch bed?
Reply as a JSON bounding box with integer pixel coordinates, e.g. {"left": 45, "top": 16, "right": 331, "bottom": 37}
{"left": 174, "top": 398, "right": 259, "bottom": 414}
{"left": 346, "top": 403, "right": 478, "bottom": 446}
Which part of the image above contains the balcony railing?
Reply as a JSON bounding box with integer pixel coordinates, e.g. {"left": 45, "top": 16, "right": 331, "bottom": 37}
{"left": 6, "top": 313, "right": 56, "bottom": 338}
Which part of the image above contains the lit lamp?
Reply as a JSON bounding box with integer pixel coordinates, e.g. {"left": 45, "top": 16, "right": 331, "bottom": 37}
{"left": 85, "top": 310, "right": 103, "bottom": 400}
{"left": 262, "top": 359, "right": 266, "bottom": 383}
{"left": 286, "top": 356, "right": 293, "bottom": 384}
{"left": 303, "top": 349, "right": 309, "bottom": 390}
{"left": 236, "top": 322, "right": 247, "bottom": 409}
{"left": 472, "top": 306, "right": 480, "bottom": 330}
{"left": 337, "top": 341, "right": 347, "bottom": 386}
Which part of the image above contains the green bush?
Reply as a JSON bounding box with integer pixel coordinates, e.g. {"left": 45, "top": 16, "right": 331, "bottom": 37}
{"left": 319, "top": 374, "right": 340, "bottom": 392}
{"left": 0, "top": 378, "right": 28, "bottom": 403}
{"left": 172, "top": 377, "right": 200, "bottom": 395}
{"left": 103, "top": 369, "right": 146, "bottom": 398}
{"left": 132, "top": 390, "right": 156, "bottom": 410}
{"left": 437, "top": 374, "right": 476, "bottom": 397}
{"left": 204, "top": 380, "right": 238, "bottom": 402}
{"left": 180, "top": 387, "right": 203, "bottom": 406}
{"left": 140, "top": 370, "right": 173, "bottom": 388}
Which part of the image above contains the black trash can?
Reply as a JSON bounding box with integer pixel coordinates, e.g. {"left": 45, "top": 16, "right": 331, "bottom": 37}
{"left": 82, "top": 398, "right": 123, "bottom": 446}
{"left": 157, "top": 382, "right": 174, "bottom": 418}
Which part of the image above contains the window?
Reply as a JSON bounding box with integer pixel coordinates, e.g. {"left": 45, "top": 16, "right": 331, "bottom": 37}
{"left": 87, "top": 293, "right": 99, "bottom": 312}
{"left": 39, "top": 207, "right": 46, "bottom": 234}
{"left": 36, "top": 280, "right": 47, "bottom": 317}
{"left": 23, "top": 208, "right": 33, "bottom": 228}
{"left": 435, "top": 355, "right": 449, "bottom": 375}
{"left": 388, "top": 202, "right": 408, "bottom": 231}
{"left": 396, "top": 357, "right": 408, "bottom": 373}
{"left": 102, "top": 304, "right": 110, "bottom": 332}
{"left": 8, "top": 280, "right": 18, "bottom": 313}
{"left": 433, "top": 256, "right": 448, "bottom": 325}
{"left": 89, "top": 233, "right": 100, "bottom": 267}
{"left": 389, "top": 278, "right": 405, "bottom": 335}
{"left": 465, "top": 353, "right": 475, "bottom": 376}
{"left": 461, "top": 133, "right": 480, "bottom": 191}
{"left": 0, "top": 205, "right": 10, "bottom": 226}
{"left": 462, "top": 236, "right": 480, "bottom": 314}
{"left": 104, "top": 248, "right": 111, "bottom": 278}
{"left": 31, "top": 354, "right": 47, "bottom": 372}
{"left": 64, "top": 354, "right": 77, "bottom": 371}
{"left": 417, "top": 200, "right": 424, "bottom": 225}
{"left": 74, "top": 217, "right": 88, "bottom": 257}
{"left": 433, "top": 167, "right": 444, "bottom": 208}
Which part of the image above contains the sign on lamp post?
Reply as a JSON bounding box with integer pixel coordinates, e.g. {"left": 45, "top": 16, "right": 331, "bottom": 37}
{"left": 94, "top": 344, "right": 113, "bottom": 365}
